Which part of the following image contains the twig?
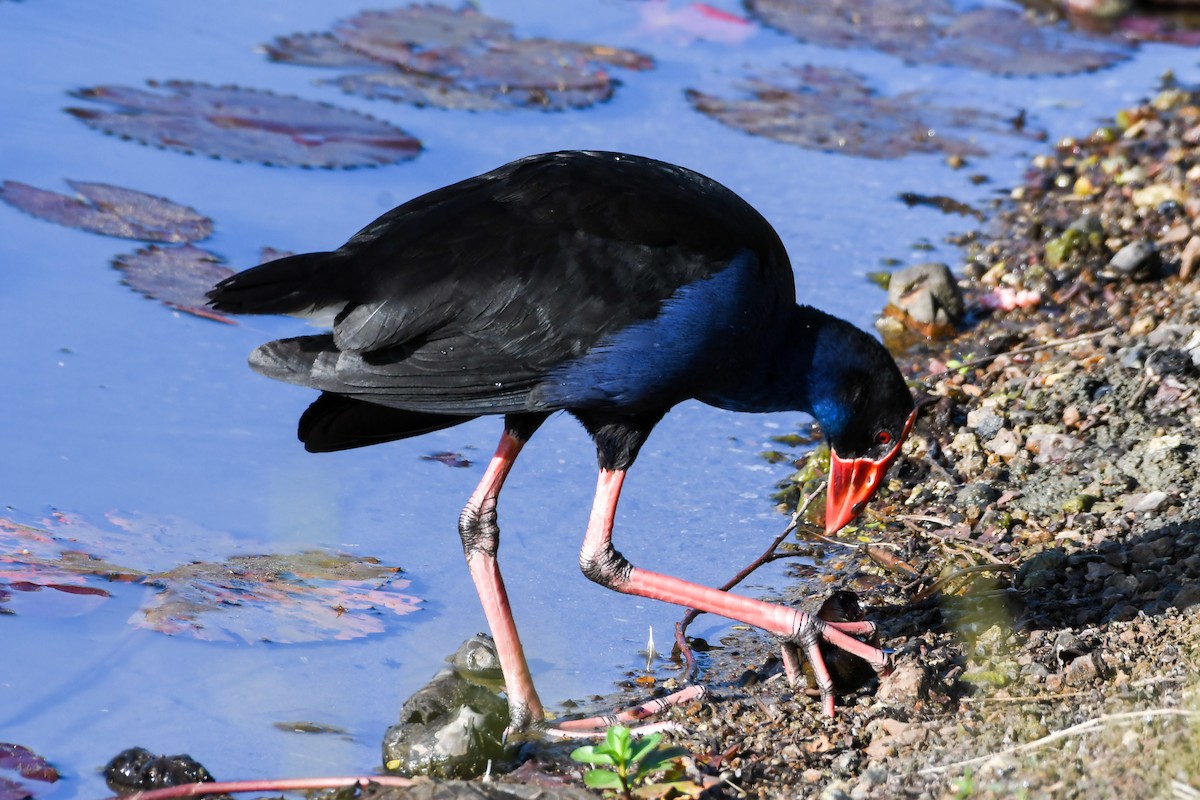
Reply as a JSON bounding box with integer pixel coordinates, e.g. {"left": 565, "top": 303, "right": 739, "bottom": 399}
{"left": 673, "top": 487, "right": 822, "bottom": 679}
{"left": 922, "top": 327, "right": 1114, "bottom": 384}
{"left": 901, "top": 517, "right": 1005, "bottom": 565}
{"left": 959, "top": 690, "right": 1090, "bottom": 704}
{"left": 102, "top": 776, "right": 417, "bottom": 800}
{"left": 907, "top": 563, "right": 1015, "bottom": 602}
{"left": 920, "top": 708, "right": 1200, "bottom": 775}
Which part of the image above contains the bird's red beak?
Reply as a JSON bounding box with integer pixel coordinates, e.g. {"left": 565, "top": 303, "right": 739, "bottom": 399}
{"left": 825, "top": 409, "right": 917, "bottom": 534}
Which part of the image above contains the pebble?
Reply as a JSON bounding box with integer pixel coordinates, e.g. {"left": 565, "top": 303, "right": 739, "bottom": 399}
{"left": 954, "top": 483, "right": 1000, "bottom": 511}
{"left": 875, "top": 661, "right": 925, "bottom": 705}
{"left": 1103, "top": 240, "right": 1160, "bottom": 281}
{"left": 1129, "top": 490, "right": 1168, "bottom": 513}
{"left": 1063, "top": 653, "right": 1100, "bottom": 685}
{"left": 966, "top": 408, "right": 1004, "bottom": 439}
{"left": 1172, "top": 583, "right": 1200, "bottom": 609}
{"left": 985, "top": 428, "right": 1022, "bottom": 458}
{"left": 886, "top": 262, "right": 965, "bottom": 327}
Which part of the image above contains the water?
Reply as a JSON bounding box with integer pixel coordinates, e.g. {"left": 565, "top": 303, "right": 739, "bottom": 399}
{"left": 0, "top": 0, "right": 1196, "bottom": 794}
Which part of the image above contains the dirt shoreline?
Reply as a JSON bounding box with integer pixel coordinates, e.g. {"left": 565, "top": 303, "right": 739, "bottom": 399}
{"left": 493, "top": 80, "right": 1200, "bottom": 800}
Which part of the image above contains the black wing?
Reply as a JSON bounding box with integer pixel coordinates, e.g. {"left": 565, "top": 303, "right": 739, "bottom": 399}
{"left": 208, "top": 151, "right": 793, "bottom": 414}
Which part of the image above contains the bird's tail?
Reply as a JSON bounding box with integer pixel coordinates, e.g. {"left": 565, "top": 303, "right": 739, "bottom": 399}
{"left": 299, "top": 392, "right": 474, "bottom": 452}
{"left": 206, "top": 251, "right": 343, "bottom": 315}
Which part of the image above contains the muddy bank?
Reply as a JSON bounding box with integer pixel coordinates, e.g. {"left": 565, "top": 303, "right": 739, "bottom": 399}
{"left": 484, "top": 80, "right": 1200, "bottom": 800}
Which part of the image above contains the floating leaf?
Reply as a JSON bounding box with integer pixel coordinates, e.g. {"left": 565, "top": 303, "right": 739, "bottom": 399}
{"left": 0, "top": 744, "right": 58, "bottom": 800}
{"left": 66, "top": 80, "right": 421, "bottom": 168}
{"left": 267, "top": 4, "right": 653, "bottom": 111}
{"left": 0, "top": 180, "right": 212, "bottom": 243}
{"left": 137, "top": 550, "right": 420, "bottom": 643}
{"left": 746, "top": 0, "right": 1131, "bottom": 76}
{"left": 263, "top": 32, "right": 385, "bottom": 68}
{"left": 0, "top": 516, "right": 141, "bottom": 612}
{"left": 688, "top": 65, "right": 1035, "bottom": 159}
{"left": 0, "top": 744, "right": 59, "bottom": 785}
{"left": 112, "top": 244, "right": 235, "bottom": 323}
{"left": 1, "top": 510, "right": 419, "bottom": 643}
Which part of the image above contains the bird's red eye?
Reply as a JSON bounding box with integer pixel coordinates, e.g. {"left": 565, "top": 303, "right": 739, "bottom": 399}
{"left": 875, "top": 431, "right": 892, "bottom": 446}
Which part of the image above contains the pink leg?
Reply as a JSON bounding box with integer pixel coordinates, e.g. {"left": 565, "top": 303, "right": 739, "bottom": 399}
{"left": 459, "top": 431, "right": 544, "bottom": 731}
{"left": 579, "top": 469, "right": 887, "bottom": 716}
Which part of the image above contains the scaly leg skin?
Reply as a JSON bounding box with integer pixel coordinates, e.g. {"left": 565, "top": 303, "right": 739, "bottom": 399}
{"left": 579, "top": 469, "right": 888, "bottom": 717}
{"left": 458, "top": 420, "right": 546, "bottom": 733}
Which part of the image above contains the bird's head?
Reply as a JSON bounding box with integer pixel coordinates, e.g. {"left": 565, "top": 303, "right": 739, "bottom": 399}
{"left": 805, "top": 320, "right": 916, "bottom": 534}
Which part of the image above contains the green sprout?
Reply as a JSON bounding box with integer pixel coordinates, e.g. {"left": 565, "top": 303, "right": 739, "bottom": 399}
{"left": 570, "top": 725, "right": 687, "bottom": 798}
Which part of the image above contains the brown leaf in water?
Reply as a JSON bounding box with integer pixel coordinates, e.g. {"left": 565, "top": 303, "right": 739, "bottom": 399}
{"left": 0, "top": 180, "right": 212, "bottom": 242}
{"left": 137, "top": 550, "right": 420, "bottom": 644}
{"left": 111, "top": 244, "right": 235, "bottom": 323}
{"left": 745, "top": 0, "right": 1131, "bottom": 76}
{"left": 269, "top": 4, "right": 652, "bottom": 111}
{"left": 687, "top": 65, "right": 1020, "bottom": 159}
{"left": 67, "top": 80, "right": 421, "bottom": 168}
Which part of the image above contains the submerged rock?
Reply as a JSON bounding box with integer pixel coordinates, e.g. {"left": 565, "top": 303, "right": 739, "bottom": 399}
{"left": 382, "top": 634, "right": 515, "bottom": 779}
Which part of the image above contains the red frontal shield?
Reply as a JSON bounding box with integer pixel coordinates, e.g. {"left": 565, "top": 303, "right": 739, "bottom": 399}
{"left": 825, "top": 409, "right": 917, "bottom": 534}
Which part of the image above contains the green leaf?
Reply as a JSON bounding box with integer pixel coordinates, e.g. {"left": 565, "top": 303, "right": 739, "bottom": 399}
{"left": 570, "top": 745, "right": 615, "bottom": 767}
{"left": 583, "top": 769, "right": 624, "bottom": 790}
{"left": 605, "top": 725, "right": 633, "bottom": 758}
{"left": 628, "top": 733, "right": 663, "bottom": 765}
{"left": 637, "top": 745, "right": 688, "bottom": 775}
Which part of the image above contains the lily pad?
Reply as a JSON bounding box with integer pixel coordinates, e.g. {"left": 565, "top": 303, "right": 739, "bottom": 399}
{"left": 1, "top": 510, "right": 420, "bottom": 643}
{"left": 262, "top": 32, "right": 384, "bottom": 68}
{"left": 112, "top": 244, "right": 236, "bottom": 323}
{"left": 267, "top": 5, "right": 653, "bottom": 111}
{"left": 745, "top": 0, "right": 1131, "bottom": 76}
{"left": 0, "top": 180, "right": 212, "bottom": 242}
{"left": 66, "top": 80, "right": 421, "bottom": 168}
{"left": 687, "top": 65, "right": 1033, "bottom": 159}
{"left": 138, "top": 550, "right": 420, "bottom": 644}
{"left": 0, "top": 516, "right": 138, "bottom": 614}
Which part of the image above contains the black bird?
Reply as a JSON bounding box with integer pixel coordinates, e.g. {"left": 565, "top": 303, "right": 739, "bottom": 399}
{"left": 208, "top": 151, "right": 915, "bottom": 729}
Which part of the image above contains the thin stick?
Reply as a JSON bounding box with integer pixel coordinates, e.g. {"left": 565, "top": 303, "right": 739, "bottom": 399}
{"left": 959, "top": 690, "right": 1090, "bottom": 704}
{"left": 922, "top": 327, "right": 1114, "bottom": 384}
{"left": 920, "top": 708, "right": 1200, "bottom": 775}
{"left": 673, "top": 487, "right": 822, "bottom": 679}
{"left": 103, "top": 776, "right": 417, "bottom": 800}
{"left": 907, "top": 563, "right": 1015, "bottom": 602}
{"left": 901, "top": 518, "right": 1005, "bottom": 565}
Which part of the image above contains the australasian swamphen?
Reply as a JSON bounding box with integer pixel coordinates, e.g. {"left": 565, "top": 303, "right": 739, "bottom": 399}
{"left": 207, "top": 150, "right": 916, "bottom": 730}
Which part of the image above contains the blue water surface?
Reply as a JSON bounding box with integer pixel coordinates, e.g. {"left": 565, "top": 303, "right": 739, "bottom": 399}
{"left": 1, "top": 0, "right": 1197, "bottom": 795}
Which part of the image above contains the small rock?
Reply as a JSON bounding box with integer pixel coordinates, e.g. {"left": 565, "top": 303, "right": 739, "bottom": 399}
{"left": 967, "top": 408, "right": 1004, "bottom": 439}
{"left": 1016, "top": 548, "right": 1068, "bottom": 590}
{"left": 1052, "top": 630, "right": 1085, "bottom": 663}
{"left": 1172, "top": 583, "right": 1200, "bottom": 610}
{"left": 1180, "top": 235, "right": 1200, "bottom": 281}
{"left": 1129, "top": 490, "right": 1169, "bottom": 513}
{"left": 1026, "top": 431, "right": 1084, "bottom": 463}
{"left": 820, "top": 781, "right": 853, "bottom": 800}
{"left": 985, "top": 428, "right": 1022, "bottom": 458}
{"left": 875, "top": 661, "right": 926, "bottom": 705}
{"left": 886, "top": 262, "right": 965, "bottom": 334}
{"left": 1103, "top": 240, "right": 1160, "bottom": 281}
{"left": 1062, "top": 653, "right": 1099, "bottom": 685}
{"left": 955, "top": 483, "right": 1000, "bottom": 512}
